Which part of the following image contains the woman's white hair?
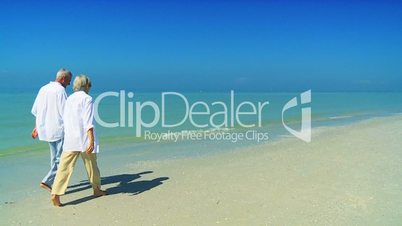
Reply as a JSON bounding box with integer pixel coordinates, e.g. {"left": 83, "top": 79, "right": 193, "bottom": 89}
{"left": 73, "top": 75, "right": 92, "bottom": 92}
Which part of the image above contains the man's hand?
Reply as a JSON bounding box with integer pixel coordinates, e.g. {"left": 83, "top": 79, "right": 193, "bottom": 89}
{"left": 31, "top": 128, "right": 38, "bottom": 139}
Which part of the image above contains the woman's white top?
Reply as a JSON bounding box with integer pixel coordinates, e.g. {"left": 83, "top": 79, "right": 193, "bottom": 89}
{"left": 31, "top": 81, "right": 67, "bottom": 142}
{"left": 63, "top": 91, "right": 99, "bottom": 153}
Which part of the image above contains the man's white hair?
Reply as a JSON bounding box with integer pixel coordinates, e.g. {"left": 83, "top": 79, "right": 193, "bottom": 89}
{"left": 56, "top": 68, "right": 72, "bottom": 79}
{"left": 73, "top": 75, "right": 91, "bottom": 92}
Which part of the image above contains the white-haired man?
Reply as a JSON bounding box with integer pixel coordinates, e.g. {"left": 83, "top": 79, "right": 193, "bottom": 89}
{"left": 31, "top": 68, "right": 72, "bottom": 192}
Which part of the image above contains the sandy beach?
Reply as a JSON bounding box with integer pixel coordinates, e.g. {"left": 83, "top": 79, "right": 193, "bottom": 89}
{"left": 2, "top": 0, "right": 401, "bottom": 224}
{"left": 1, "top": 115, "right": 402, "bottom": 225}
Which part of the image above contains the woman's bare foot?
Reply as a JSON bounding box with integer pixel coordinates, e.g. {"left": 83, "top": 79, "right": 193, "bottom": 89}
{"left": 93, "top": 188, "right": 108, "bottom": 197}
{"left": 51, "top": 194, "right": 62, "bottom": 207}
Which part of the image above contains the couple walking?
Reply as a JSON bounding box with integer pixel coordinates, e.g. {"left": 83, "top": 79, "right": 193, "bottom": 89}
{"left": 31, "top": 68, "right": 107, "bottom": 207}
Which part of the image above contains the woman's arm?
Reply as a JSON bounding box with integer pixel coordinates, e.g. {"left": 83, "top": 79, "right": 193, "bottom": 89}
{"left": 86, "top": 128, "right": 94, "bottom": 154}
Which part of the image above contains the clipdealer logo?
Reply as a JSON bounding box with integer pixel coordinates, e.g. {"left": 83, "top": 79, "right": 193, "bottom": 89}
{"left": 94, "top": 90, "right": 311, "bottom": 143}
{"left": 281, "top": 90, "right": 312, "bottom": 143}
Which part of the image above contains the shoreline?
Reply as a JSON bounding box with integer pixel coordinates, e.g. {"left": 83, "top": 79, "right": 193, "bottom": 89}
{"left": 1, "top": 112, "right": 399, "bottom": 159}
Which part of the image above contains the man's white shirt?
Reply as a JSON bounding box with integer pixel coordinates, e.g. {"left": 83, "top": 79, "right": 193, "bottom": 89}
{"left": 32, "top": 81, "right": 67, "bottom": 142}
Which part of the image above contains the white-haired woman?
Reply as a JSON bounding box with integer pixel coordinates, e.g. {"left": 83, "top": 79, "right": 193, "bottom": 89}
{"left": 51, "top": 75, "right": 107, "bottom": 207}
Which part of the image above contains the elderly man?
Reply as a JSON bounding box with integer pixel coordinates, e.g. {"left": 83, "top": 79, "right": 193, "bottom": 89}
{"left": 31, "top": 68, "right": 72, "bottom": 192}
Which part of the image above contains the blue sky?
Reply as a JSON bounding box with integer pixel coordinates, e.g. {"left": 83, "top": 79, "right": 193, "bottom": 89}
{"left": 0, "top": 0, "right": 401, "bottom": 92}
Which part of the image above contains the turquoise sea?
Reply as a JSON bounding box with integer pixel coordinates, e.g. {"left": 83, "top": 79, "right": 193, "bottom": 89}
{"left": 1, "top": 91, "right": 402, "bottom": 159}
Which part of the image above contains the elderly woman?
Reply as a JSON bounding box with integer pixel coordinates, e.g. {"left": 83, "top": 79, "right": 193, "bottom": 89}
{"left": 51, "top": 75, "right": 107, "bottom": 207}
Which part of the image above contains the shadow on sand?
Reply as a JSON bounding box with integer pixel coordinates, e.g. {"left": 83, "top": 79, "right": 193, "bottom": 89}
{"left": 63, "top": 171, "right": 169, "bottom": 206}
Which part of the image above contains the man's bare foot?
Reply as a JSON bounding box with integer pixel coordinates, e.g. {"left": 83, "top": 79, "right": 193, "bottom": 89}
{"left": 40, "top": 183, "right": 51, "bottom": 193}
{"left": 51, "top": 194, "right": 62, "bottom": 207}
{"left": 93, "top": 188, "right": 108, "bottom": 197}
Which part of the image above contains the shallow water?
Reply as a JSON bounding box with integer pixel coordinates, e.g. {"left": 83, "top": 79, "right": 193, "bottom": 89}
{"left": 1, "top": 92, "right": 401, "bottom": 159}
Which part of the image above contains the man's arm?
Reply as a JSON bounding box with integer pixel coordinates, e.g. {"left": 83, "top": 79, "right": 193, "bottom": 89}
{"left": 31, "top": 88, "right": 41, "bottom": 139}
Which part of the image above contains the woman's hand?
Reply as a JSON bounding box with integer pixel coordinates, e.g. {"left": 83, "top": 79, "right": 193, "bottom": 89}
{"left": 86, "top": 142, "right": 94, "bottom": 154}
